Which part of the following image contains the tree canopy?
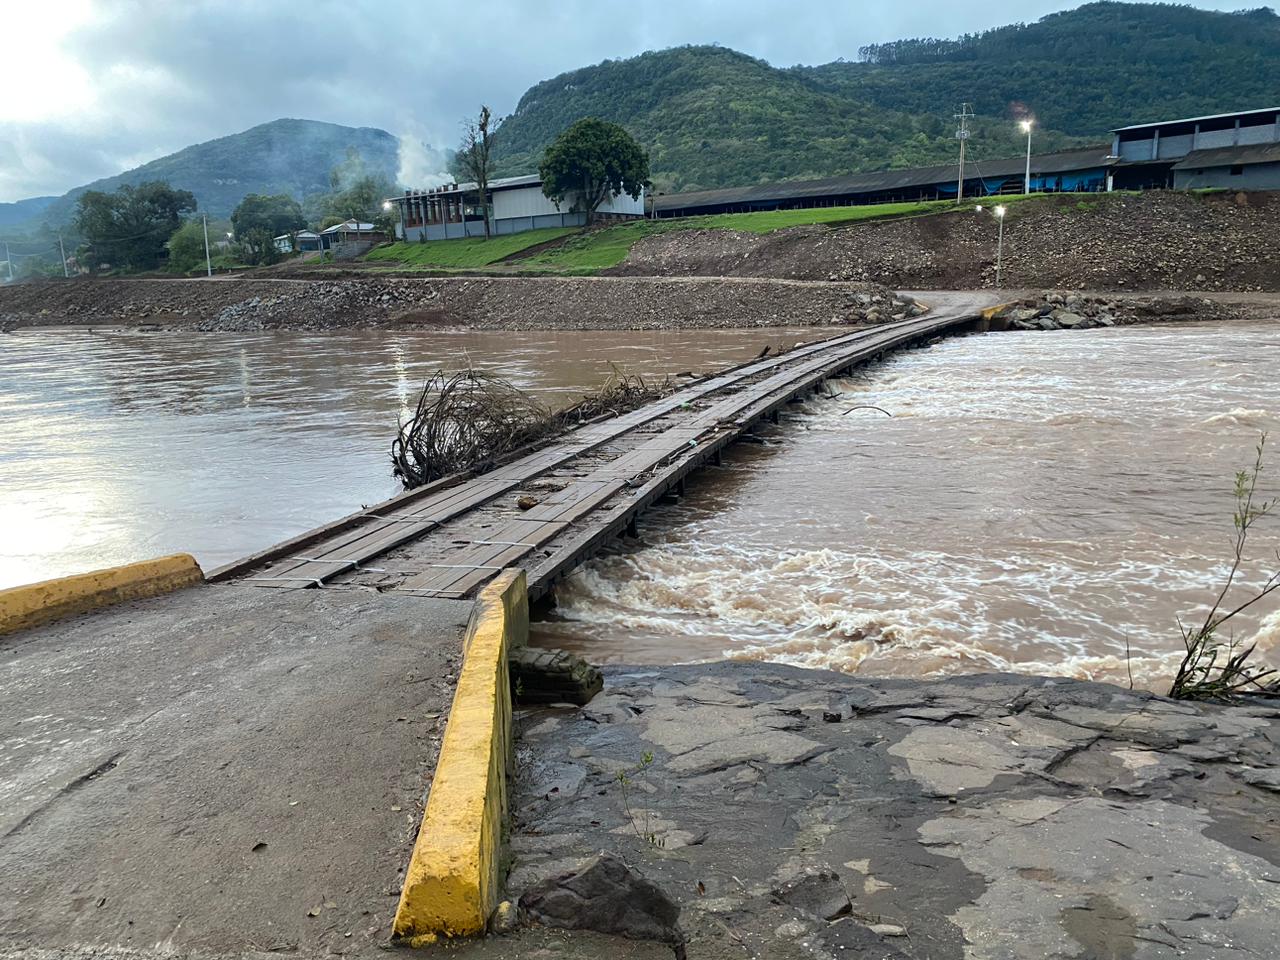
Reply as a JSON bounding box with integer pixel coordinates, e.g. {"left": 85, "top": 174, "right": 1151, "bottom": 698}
{"left": 539, "top": 118, "right": 649, "bottom": 223}
{"left": 231, "top": 193, "right": 306, "bottom": 264}
{"left": 166, "top": 220, "right": 210, "bottom": 274}
{"left": 74, "top": 181, "right": 197, "bottom": 273}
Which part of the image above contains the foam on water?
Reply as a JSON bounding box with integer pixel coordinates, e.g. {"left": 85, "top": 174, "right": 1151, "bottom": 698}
{"left": 536, "top": 322, "right": 1280, "bottom": 690}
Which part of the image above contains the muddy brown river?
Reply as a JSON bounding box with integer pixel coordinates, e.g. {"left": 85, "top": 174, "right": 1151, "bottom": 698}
{"left": 0, "top": 326, "right": 827, "bottom": 589}
{"left": 533, "top": 320, "right": 1280, "bottom": 690}
{"left": 3, "top": 320, "right": 1278, "bottom": 689}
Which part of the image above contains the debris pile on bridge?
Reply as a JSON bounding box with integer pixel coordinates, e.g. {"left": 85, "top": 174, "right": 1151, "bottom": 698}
{"left": 391, "top": 368, "right": 668, "bottom": 489}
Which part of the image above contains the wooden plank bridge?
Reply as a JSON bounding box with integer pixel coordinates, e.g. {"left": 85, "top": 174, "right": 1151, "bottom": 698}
{"left": 211, "top": 294, "right": 994, "bottom": 602}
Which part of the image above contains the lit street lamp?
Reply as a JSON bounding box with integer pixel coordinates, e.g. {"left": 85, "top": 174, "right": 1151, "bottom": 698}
{"left": 975, "top": 204, "right": 1008, "bottom": 287}
{"left": 1020, "top": 119, "right": 1034, "bottom": 194}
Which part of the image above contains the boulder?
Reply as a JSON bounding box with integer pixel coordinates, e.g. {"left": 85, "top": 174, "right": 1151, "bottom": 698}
{"left": 509, "top": 647, "right": 603, "bottom": 706}
{"left": 520, "top": 853, "right": 684, "bottom": 951}
{"left": 772, "top": 869, "right": 852, "bottom": 921}
{"left": 1051, "top": 310, "right": 1088, "bottom": 328}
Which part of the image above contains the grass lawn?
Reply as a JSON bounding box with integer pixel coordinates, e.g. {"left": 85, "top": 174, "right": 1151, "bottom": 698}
{"left": 520, "top": 195, "right": 1056, "bottom": 272}
{"left": 362, "top": 226, "right": 577, "bottom": 268}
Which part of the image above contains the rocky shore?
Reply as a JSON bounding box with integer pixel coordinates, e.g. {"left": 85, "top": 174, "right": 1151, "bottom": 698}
{"left": 0, "top": 276, "right": 919, "bottom": 332}
{"left": 990, "top": 290, "right": 1237, "bottom": 330}
{"left": 462, "top": 663, "right": 1280, "bottom": 960}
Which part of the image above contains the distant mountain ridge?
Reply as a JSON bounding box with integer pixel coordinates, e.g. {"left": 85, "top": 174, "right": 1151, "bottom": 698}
{"left": 0, "top": 196, "right": 57, "bottom": 229}
{"left": 14, "top": 119, "right": 399, "bottom": 232}
{"left": 492, "top": 2, "right": 1280, "bottom": 192}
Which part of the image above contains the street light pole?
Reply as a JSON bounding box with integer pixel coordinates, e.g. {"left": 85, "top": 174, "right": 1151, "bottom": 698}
{"left": 202, "top": 214, "right": 213, "bottom": 277}
{"left": 1020, "top": 120, "right": 1034, "bottom": 194}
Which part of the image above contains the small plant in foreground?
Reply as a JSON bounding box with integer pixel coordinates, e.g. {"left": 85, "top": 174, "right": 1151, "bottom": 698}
{"left": 615, "top": 751, "right": 665, "bottom": 847}
{"left": 1169, "top": 433, "right": 1280, "bottom": 700}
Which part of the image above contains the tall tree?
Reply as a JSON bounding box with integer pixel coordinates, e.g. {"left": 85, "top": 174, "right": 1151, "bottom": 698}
{"left": 539, "top": 118, "right": 649, "bottom": 225}
{"left": 455, "top": 106, "right": 500, "bottom": 239}
{"left": 231, "top": 193, "right": 306, "bottom": 264}
{"left": 74, "top": 181, "right": 197, "bottom": 273}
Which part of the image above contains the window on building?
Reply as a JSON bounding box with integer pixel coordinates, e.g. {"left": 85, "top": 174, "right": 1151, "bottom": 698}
{"left": 1230, "top": 165, "right": 1244, "bottom": 176}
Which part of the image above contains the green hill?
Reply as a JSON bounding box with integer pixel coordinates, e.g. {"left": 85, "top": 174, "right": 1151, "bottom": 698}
{"left": 31, "top": 118, "right": 399, "bottom": 229}
{"left": 492, "top": 2, "right": 1280, "bottom": 192}
{"left": 492, "top": 45, "right": 1081, "bottom": 194}
{"left": 0, "top": 195, "right": 57, "bottom": 229}
{"left": 799, "top": 2, "right": 1280, "bottom": 138}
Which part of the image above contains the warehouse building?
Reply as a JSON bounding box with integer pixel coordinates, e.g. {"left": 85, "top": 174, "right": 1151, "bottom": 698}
{"left": 1111, "top": 107, "right": 1280, "bottom": 189}
{"left": 388, "top": 174, "right": 645, "bottom": 241}
{"left": 652, "top": 147, "right": 1114, "bottom": 218}
{"left": 653, "top": 107, "right": 1280, "bottom": 219}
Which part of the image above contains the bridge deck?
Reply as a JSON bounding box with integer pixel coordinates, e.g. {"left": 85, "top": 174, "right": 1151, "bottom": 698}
{"left": 214, "top": 296, "right": 991, "bottom": 601}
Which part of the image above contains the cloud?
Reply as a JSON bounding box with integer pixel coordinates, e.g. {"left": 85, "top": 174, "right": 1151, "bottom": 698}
{"left": 0, "top": 0, "right": 1252, "bottom": 202}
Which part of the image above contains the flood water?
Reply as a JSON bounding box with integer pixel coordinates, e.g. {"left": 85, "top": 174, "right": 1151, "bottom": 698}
{"left": 534, "top": 320, "right": 1280, "bottom": 690}
{"left": 0, "top": 326, "right": 825, "bottom": 589}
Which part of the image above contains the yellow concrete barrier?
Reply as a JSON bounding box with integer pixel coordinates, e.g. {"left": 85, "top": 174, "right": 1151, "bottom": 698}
{"left": 0, "top": 554, "right": 205, "bottom": 638}
{"left": 393, "top": 568, "right": 526, "bottom": 943}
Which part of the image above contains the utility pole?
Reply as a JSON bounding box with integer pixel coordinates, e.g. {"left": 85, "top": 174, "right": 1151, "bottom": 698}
{"left": 3, "top": 241, "right": 12, "bottom": 283}
{"left": 955, "top": 103, "right": 974, "bottom": 203}
{"left": 58, "top": 234, "right": 69, "bottom": 278}
{"left": 202, "top": 213, "right": 212, "bottom": 277}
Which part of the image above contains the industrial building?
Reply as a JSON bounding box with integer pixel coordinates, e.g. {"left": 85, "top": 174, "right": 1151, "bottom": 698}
{"left": 652, "top": 147, "right": 1113, "bottom": 218}
{"left": 388, "top": 174, "right": 645, "bottom": 241}
{"left": 1111, "top": 107, "right": 1280, "bottom": 189}
{"left": 652, "top": 107, "right": 1280, "bottom": 219}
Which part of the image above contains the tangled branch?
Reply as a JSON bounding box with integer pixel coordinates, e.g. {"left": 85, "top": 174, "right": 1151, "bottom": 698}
{"left": 391, "top": 367, "right": 668, "bottom": 489}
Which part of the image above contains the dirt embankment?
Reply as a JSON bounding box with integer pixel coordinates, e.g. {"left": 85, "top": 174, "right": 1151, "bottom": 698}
{"left": 0, "top": 276, "right": 920, "bottom": 332}
{"left": 609, "top": 191, "right": 1280, "bottom": 292}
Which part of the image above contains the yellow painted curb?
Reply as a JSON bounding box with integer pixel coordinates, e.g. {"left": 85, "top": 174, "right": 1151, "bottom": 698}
{"left": 393, "top": 569, "right": 526, "bottom": 942}
{"left": 0, "top": 554, "right": 205, "bottom": 637}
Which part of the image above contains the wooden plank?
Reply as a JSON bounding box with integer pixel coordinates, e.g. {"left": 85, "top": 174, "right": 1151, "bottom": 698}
{"left": 240, "top": 312, "right": 974, "bottom": 592}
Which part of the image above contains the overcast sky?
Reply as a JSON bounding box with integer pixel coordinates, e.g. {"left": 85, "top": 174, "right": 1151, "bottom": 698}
{"left": 0, "top": 0, "right": 1250, "bottom": 202}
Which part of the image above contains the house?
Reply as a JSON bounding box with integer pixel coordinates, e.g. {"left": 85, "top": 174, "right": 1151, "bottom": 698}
{"left": 272, "top": 230, "right": 322, "bottom": 254}
{"left": 319, "top": 220, "right": 384, "bottom": 247}
{"left": 387, "top": 175, "right": 645, "bottom": 242}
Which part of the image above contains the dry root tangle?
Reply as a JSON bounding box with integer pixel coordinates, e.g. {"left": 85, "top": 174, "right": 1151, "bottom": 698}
{"left": 391, "top": 366, "right": 667, "bottom": 489}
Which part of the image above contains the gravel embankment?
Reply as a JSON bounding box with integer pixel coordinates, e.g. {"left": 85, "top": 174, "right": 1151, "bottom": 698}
{"left": 0, "top": 276, "right": 920, "bottom": 332}
{"left": 609, "top": 191, "right": 1280, "bottom": 291}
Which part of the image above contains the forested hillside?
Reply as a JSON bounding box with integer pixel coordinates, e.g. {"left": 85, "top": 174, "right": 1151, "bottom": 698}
{"left": 802, "top": 2, "right": 1280, "bottom": 137}
{"left": 493, "top": 2, "right": 1280, "bottom": 192}
{"left": 33, "top": 119, "right": 399, "bottom": 228}
{"left": 492, "top": 46, "right": 1081, "bottom": 193}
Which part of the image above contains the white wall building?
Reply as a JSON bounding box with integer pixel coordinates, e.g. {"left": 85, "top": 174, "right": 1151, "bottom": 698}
{"left": 388, "top": 174, "right": 645, "bottom": 242}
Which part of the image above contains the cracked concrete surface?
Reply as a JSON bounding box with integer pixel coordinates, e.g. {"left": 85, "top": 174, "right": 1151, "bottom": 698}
{"left": 470, "top": 663, "right": 1280, "bottom": 960}
{"left": 0, "top": 584, "right": 470, "bottom": 960}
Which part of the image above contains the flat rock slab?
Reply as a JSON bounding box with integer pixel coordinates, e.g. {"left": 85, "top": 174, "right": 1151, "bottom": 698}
{"left": 0, "top": 583, "right": 470, "bottom": 959}
{"left": 476, "top": 663, "right": 1280, "bottom": 960}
